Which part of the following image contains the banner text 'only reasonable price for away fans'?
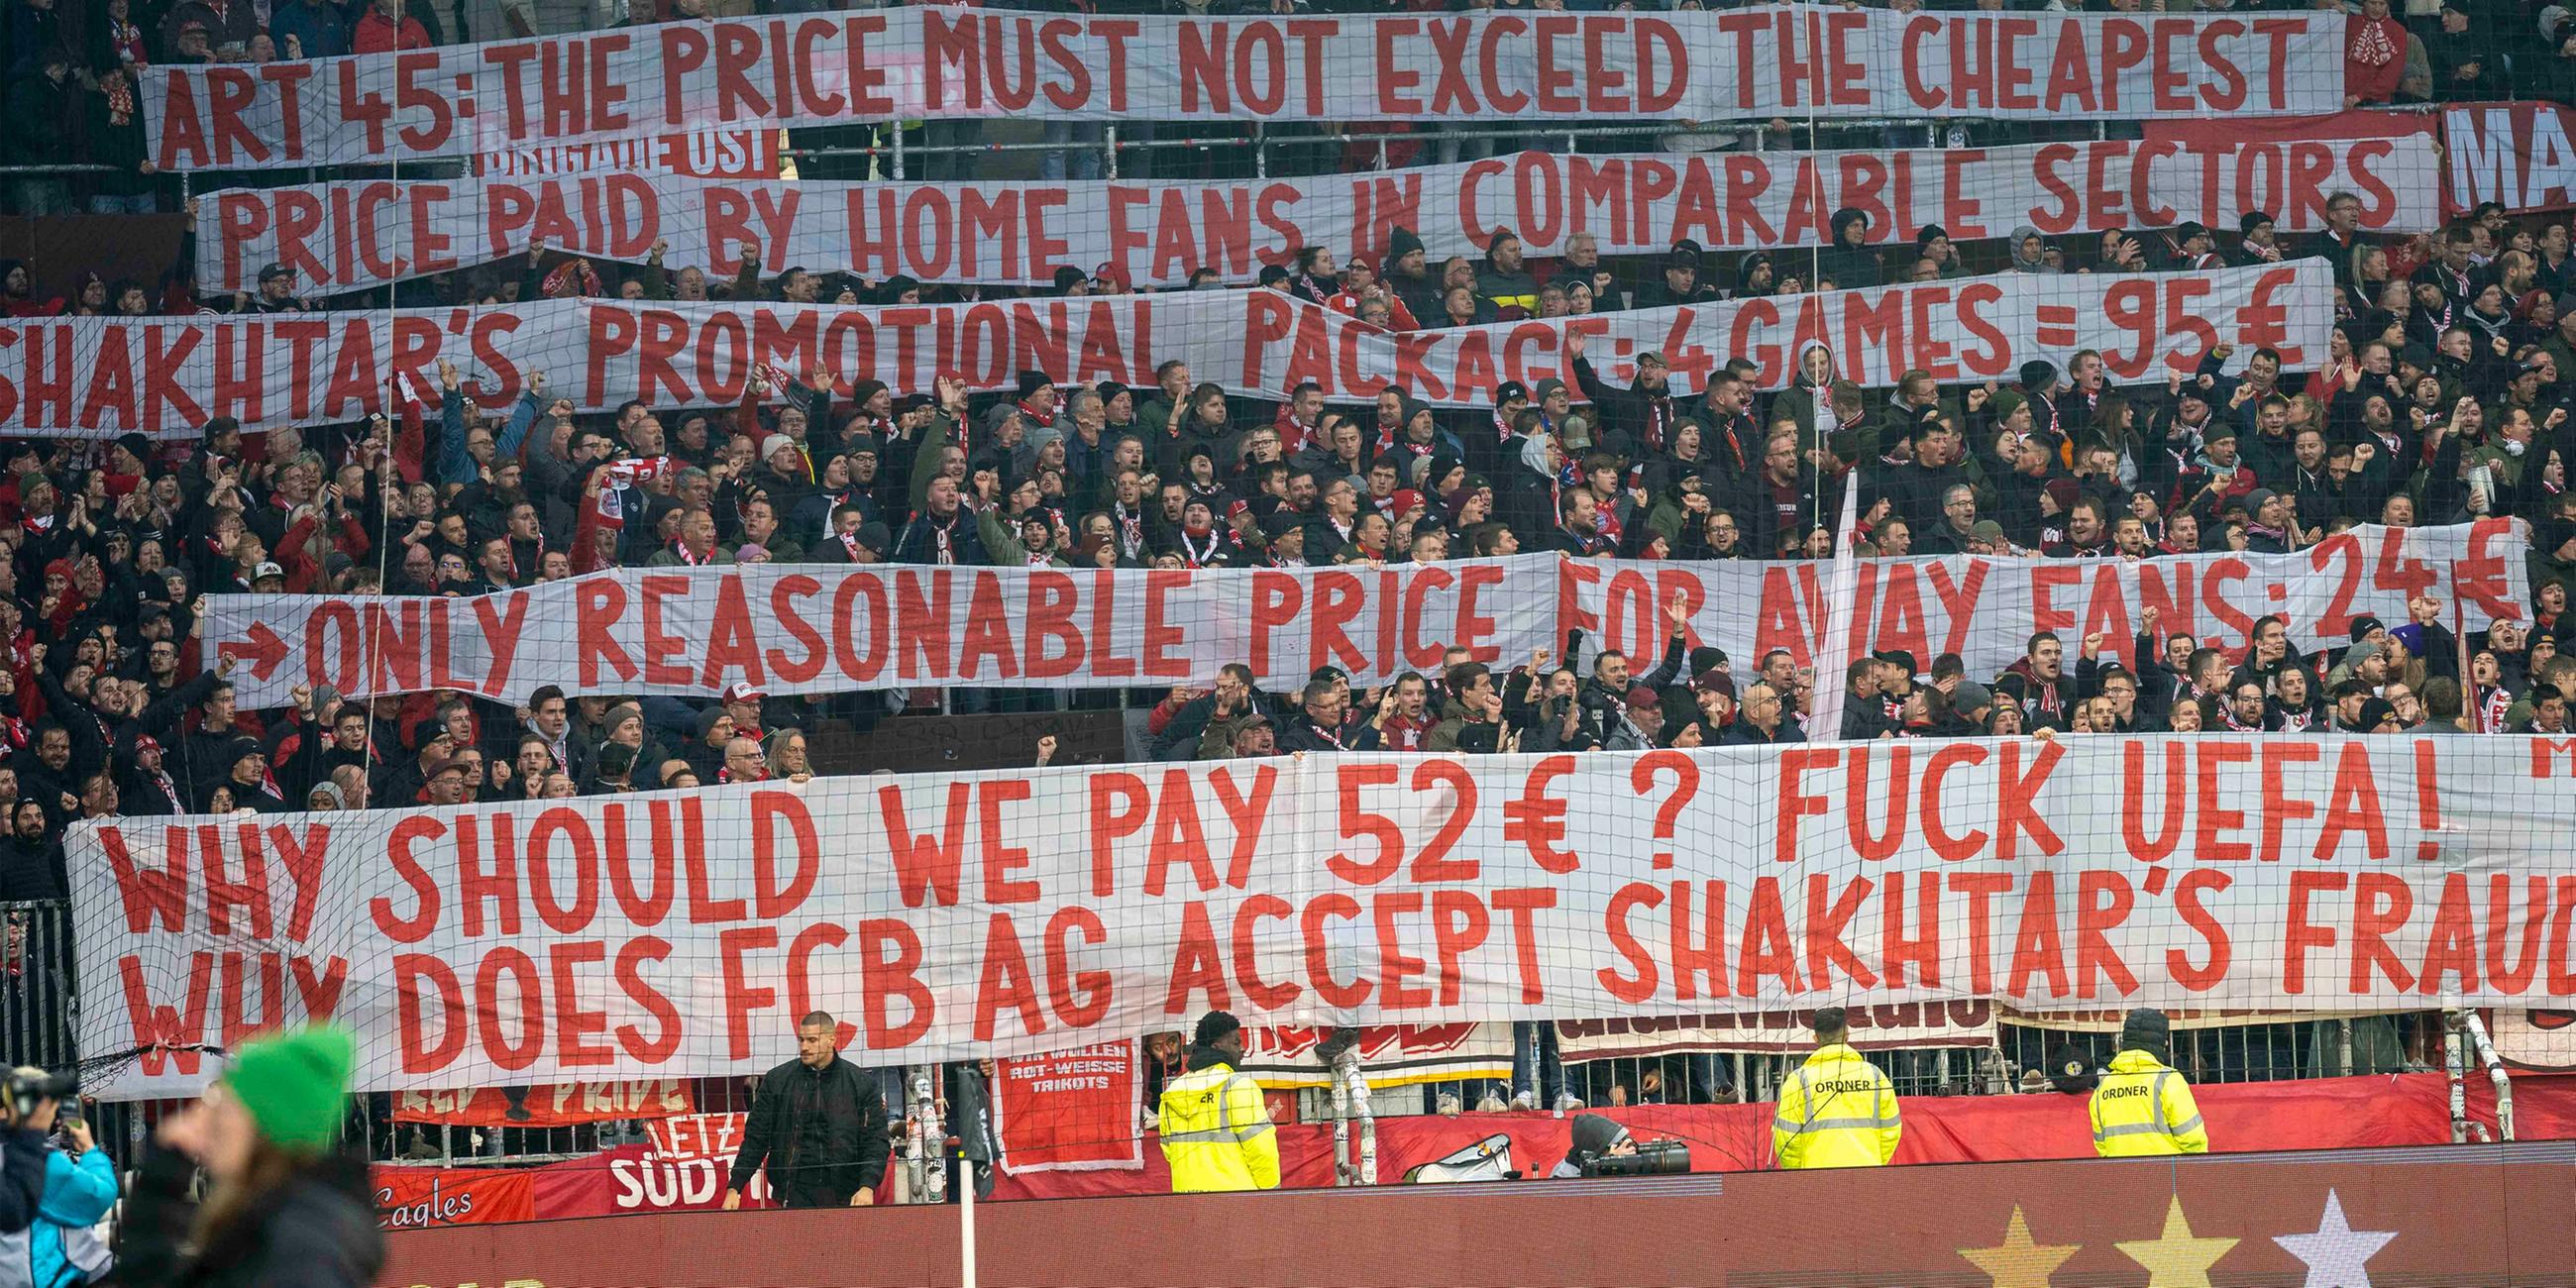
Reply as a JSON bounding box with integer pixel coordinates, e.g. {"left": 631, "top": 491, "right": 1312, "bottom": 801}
{"left": 196, "top": 523, "right": 2526, "bottom": 706}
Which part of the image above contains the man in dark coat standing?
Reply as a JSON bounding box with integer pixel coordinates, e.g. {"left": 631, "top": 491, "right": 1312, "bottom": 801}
{"left": 725, "top": 1012, "right": 893, "bottom": 1209}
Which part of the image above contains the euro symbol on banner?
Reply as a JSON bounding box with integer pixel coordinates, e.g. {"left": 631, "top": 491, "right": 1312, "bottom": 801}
{"left": 1504, "top": 755, "right": 1581, "bottom": 874}
{"left": 216, "top": 622, "right": 289, "bottom": 681}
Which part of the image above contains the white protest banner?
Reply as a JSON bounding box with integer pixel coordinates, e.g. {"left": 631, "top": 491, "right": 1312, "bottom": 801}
{"left": 194, "top": 521, "right": 2523, "bottom": 708}
{"left": 1571, "top": 518, "right": 2529, "bottom": 689}
{"left": 1234, "top": 1023, "right": 1515, "bottom": 1089}
{"left": 145, "top": 7, "right": 2346, "bottom": 171}
{"left": 197, "top": 558, "right": 1545, "bottom": 705}
{"left": 194, "top": 137, "right": 2440, "bottom": 295}
{"left": 2441, "top": 101, "right": 2576, "bottom": 216}
{"left": 0, "top": 262, "right": 2330, "bottom": 436}
{"left": 70, "top": 734, "right": 2576, "bottom": 1098}
{"left": 2487, "top": 1009, "right": 2576, "bottom": 1073}
{"left": 1555, "top": 1003, "right": 1996, "bottom": 1058}
{"left": 1995, "top": 1005, "right": 2369, "bottom": 1031}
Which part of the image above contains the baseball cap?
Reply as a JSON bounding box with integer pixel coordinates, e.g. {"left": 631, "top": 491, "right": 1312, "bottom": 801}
{"left": 723, "top": 682, "right": 765, "bottom": 703}
{"left": 252, "top": 561, "right": 285, "bottom": 582}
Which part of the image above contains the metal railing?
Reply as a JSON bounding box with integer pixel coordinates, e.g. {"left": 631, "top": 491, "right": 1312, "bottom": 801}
{"left": 2455, "top": 1009, "right": 2516, "bottom": 1143}
{"left": 1, "top": 901, "right": 75, "bottom": 1072}
{"left": 0, "top": 888, "right": 2504, "bottom": 1183}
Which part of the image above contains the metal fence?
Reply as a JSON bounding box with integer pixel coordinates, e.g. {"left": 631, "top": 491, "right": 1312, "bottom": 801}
{"left": 1, "top": 901, "right": 75, "bottom": 1072}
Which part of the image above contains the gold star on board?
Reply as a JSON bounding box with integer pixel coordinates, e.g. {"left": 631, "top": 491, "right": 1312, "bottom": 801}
{"left": 1960, "top": 1205, "right": 2080, "bottom": 1288}
{"left": 2116, "top": 1197, "right": 2240, "bottom": 1288}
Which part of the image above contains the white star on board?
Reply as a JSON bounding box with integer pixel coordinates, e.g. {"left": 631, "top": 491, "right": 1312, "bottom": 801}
{"left": 2272, "top": 1190, "right": 2398, "bottom": 1288}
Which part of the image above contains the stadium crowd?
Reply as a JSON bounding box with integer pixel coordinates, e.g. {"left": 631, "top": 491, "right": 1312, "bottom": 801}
{"left": 0, "top": 7, "right": 2565, "bottom": 1285}
{"left": 0, "top": 185, "right": 2567, "bottom": 901}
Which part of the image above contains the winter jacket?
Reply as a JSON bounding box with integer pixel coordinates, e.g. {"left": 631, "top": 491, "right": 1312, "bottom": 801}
{"left": 1150, "top": 688, "right": 1286, "bottom": 762}
{"left": 1772, "top": 1044, "right": 1900, "bottom": 1170}
{"left": 0, "top": 1128, "right": 47, "bottom": 1245}
{"left": 1569, "top": 357, "right": 1680, "bottom": 458}
{"left": 2089, "top": 1048, "right": 2209, "bottom": 1157}
{"left": 1158, "top": 1047, "right": 1278, "bottom": 1194}
{"left": 1274, "top": 713, "right": 1377, "bottom": 754}
{"left": 1996, "top": 656, "right": 2078, "bottom": 728}
{"left": 727, "top": 1054, "right": 893, "bottom": 1202}
{"left": 891, "top": 507, "right": 997, "bottom": 566}
{"left": 114, "top": 1146, "right": 382, "bottom": 1288}
{"left": 17, "top": 1146, "right": 115, "bottom": 1288}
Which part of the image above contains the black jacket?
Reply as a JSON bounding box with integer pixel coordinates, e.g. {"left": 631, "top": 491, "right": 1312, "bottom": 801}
{"left": 1569, "top": 357, "right": 1678, "bottom": 457}
{"left": 892, "top": 507, "right": 993, "bottom": 566}
{"left": 727, "top": 1054, "right": 892, "bottom": 1201}
{"left": 0, "top": 1125, "right": 45, "bottom": 1235}
{"left": 116, "top": 1145, "right": 383, "bottom": 1288}
{"left": 1274, "top": 713, "right": 1377, "bottom": 754}
{"left": 1149, "top": 687, "right": 1288, "bottom": 761}
{"left": 1722, "top": 717, "right": 1806, "bottom": 745}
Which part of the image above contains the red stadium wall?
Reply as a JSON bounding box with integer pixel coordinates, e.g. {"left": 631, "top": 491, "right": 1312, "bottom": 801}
{"left": 376, "top": 1138, "right": 2575, "bottom": 1287}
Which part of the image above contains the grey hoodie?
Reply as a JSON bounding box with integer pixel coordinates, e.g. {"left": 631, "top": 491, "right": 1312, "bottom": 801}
{"left": 2009, "top": 225, "right": 2059, "bottom": 274}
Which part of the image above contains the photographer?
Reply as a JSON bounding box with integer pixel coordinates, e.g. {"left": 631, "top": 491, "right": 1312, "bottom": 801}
{"left": 1551, "top": 1114, "right": 1637, "bottom": 1178}
{"left": 12, "top": 1086, "right": 115, "bottom": 1288}
{"left": 0, "top": 1067, "right": 76, "bottom": 1236}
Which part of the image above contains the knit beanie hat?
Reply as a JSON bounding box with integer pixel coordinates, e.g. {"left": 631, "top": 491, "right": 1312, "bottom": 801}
{"left": 223, "top": 1025, "right": 355, "bottom": 1152}
{"left": 2117, "top": 1008, "right": 2172, "bottom": 1061}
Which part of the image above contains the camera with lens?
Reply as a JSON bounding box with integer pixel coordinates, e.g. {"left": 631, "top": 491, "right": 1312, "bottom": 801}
{"left": 4, "top": 1068, "right": 76, "bottom": 1124}
{"left": 1579, "top": 1138, "right": 1690, "bottom": 1178}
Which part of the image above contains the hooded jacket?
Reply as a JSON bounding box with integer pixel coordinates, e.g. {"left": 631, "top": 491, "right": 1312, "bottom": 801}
{"left": 1816, "top": 208, "right": 1883, "bottom": 289}
{"left": 1551, "top": 1113, "right": 1632, "bottom": 1177}
{"left": 2008, "top": 225, "right": 2058, "bottom": 274}
{"left": 892, "top": 503, "right": 998, "bottom": 566}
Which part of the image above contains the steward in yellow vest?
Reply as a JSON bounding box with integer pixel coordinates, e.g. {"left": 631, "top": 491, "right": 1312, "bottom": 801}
{"left": 1158, "top": 1011, "right": 1281, "bottom": 1193}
